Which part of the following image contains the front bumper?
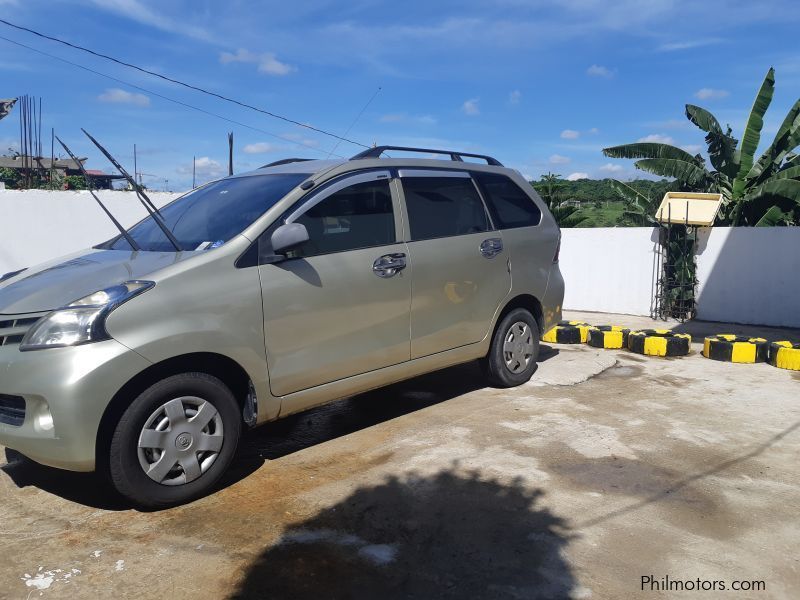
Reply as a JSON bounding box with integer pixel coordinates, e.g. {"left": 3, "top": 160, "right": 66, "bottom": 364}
{"left": 0, "top": 339, "right": 151, "bottom": 471}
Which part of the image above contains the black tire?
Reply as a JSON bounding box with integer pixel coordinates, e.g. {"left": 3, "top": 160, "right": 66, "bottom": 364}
{"left": 108, "top": 373, "right": 242, "bottom": 509}
{"left": 482, "top": 308, "right": 540, "bottom": 388}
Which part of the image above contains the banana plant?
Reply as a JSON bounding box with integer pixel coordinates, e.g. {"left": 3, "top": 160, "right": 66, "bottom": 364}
{"left": 603, "top": 68, "right": 800, "bottom": 226}
{"left": 533, "top": 172, "right": 586, "bottom": 228}
{"left": 608, "top": 179, "right": 667, "bottom": 226}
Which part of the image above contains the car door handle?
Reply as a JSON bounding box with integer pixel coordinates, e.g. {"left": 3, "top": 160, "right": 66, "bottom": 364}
{"left": 480, "top": 237, "right": 503, "bottom": 258}
{"left": 373, "top": 253, "right": 407, "bottom": 278}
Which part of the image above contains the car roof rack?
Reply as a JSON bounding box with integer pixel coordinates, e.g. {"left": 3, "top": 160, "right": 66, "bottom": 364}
{"left": 350, "top": 145, "right": 503, "bottom": 166}
{"left": 259, "top": 158, "right": 314, "bottom": 168}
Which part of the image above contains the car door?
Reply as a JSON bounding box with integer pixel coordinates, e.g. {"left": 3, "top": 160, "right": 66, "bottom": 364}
{"left": 398, "top": 169, "right": 512, "bottom": 359}
{"left": 258, "top": 170, "right": 411, "bottom": 397}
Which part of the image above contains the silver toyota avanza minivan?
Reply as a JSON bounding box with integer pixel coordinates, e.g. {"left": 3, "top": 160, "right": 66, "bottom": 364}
{"left": 0, "top": 146, "right": 564, "bottom": 507}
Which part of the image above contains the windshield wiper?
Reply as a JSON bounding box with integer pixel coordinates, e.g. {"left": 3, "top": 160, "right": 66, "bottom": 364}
{"left": 56, "top": 136, "right": 141, "bottom": 252}
{"left": 82, "top": 129, "right": 183, "bottom": 252}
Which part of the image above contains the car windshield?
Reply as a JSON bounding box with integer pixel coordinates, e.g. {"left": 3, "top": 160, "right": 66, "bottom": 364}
{"left": 108, "top": 173, "right": 308, "bottom": 252}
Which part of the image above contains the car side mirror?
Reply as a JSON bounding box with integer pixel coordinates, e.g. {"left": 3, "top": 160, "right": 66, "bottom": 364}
{"left": 271, "top": 222, "right": 309, "bottom": 255}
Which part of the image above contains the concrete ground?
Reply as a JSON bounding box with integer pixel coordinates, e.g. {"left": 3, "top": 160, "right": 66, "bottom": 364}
{"left": 1, "top": 311, "right": 798, "bottom": 599}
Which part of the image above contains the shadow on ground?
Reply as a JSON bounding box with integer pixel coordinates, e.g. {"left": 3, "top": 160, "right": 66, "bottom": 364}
{"left": 230, "top": 468, "right": 575, "bottom": 600}
{"left": 2, "top": 449, "right": 131, "bottom": 510}
{"left": 230, "top": 353, "right": 554, "bottom": 479}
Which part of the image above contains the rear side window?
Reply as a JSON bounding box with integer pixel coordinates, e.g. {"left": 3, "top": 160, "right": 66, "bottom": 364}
{"left": 402, "top": 176, "right": 490, "bottom": 241}
{"left": 289, "top": 179, "right": 395, "bottom": 257}
{"left": 474, "top": 173, "right": 542, "bottom": 229}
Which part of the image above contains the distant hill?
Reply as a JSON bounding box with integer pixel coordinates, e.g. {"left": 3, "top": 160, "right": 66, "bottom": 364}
{"left": 530, "top": 177, "right": 672, "bottom": 205}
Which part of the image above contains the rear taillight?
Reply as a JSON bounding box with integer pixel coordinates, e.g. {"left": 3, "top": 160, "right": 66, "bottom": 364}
{"left": 553, "top": 235, "right": 561, "bottom": 262}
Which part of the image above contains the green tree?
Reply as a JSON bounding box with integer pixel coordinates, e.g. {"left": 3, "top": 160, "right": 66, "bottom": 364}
{"left": 532, "top": 172, "right": 585, "bottom": 227}
{"left": 603, "top": 67, "right": 800, "bottom": 226}
{"left": 608, "top": 179, "right": 666, "bottom": 226}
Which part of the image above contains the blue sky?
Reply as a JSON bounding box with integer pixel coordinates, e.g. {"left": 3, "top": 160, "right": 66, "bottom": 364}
{"left": 1, "top": 0, "right": 799, "bottom": 189}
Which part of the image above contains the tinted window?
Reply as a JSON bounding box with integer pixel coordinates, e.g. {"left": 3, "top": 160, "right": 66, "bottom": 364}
{"left": 474, "top": 173, "right": 542, "bottom": 229}
{"left": 289, "top": 180, "right": 395, "bottom": 257}
{"left": 110, "top": 173, "right": 307, "bottom": 252}
{"left": 402, "top": 176, "right": 489, "bottom": 241}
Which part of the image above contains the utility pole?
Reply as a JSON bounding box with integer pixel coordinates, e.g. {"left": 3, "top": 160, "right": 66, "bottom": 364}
{"left": 228, "top": 132, "right": 233, "bottom": 176}
{"left": 50, "top": 128, "right": 54, "bottom": 190}
{"left": 134, "top": 143, "right": 138, "bottom": 187}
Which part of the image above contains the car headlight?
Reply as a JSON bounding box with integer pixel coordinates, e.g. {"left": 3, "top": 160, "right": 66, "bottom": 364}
{"left": 20, "top": 281, "right": 154, "bottom": 351}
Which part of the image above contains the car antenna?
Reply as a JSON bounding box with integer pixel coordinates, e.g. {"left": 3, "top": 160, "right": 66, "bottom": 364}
{"left": 82, "top": 129, "right": 183, "bottom": 252}
{"left": 56, "top": 135, "right": 141, "bottom": 252}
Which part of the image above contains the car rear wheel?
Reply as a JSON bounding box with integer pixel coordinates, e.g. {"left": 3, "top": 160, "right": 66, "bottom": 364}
{"left": 108, "top": 373, "right": 241, "bottom": 508}
{"left": 482, "top": 308, "right": 540, "bottom": 388}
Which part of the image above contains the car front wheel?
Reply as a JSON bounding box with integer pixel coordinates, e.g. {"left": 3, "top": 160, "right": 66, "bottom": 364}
{"left": 108, "top": 373, "right": 241, "bottom": 508}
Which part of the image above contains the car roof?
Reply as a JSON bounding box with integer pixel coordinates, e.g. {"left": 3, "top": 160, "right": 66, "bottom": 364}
{"left": 232, "top": 145, "right": 510, "bottom": 180}
{"left": 233, "top": 159, "right": 345, "bottom": 178}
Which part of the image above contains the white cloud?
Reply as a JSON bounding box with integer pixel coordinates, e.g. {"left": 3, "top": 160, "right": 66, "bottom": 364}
{"left": 509, "top": 90, "right": 522, "bottom": 104}
{"left": 599, "top": 163, "right": 624, "bottom": 173}
{"left": 282, "top": 133, "right": 321, "bottom": 148}
{"left": 177, "top": 156, "right": 224, "bottom": 179}
{"left": 380, "top": 113, "right": 437, "bottom": 125}
{"left": 88, "top": 0, "right": 213, "bottom": 41}
{"left": 587, "top": 64, "right": 615, "bottom": 78}
{"left": 462, "top": 98, "right": 480, "bottom": 116}
{"left": 560, "top": 129, "right": 580, "bottom": 139}
{"left": 243, "top": 142, "right": 280, "bottom": 154}
{"left": 694, "top": 88, "right": 729, "bottom": 100}
{"left": 647, "top": 118, "right": 691, "bottom": 130}
{"left": 681, "top": 144, "right": 703, "bottom": 154}
{"left": 588, "top": 127, "right": 600, "bottom": 135}
{"left": 658, "top": 39, "right": 723, "bottom": 52}
{"left": 638, "top": 134, "right": 676, "bottom": 144}
{"left": 219, "top": 48, "right": 295, "bottom": 76}
{"left": 566, "top": 172, "right": 589, "bottom": 181}
{"left": 97, "top": 88, "right": 150, "bottom": 107}
{"left": 549, "top": 154, "right": 571, "bottom": 165}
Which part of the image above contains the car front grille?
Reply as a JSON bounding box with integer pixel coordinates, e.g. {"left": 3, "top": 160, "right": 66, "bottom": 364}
{"left": 0, "top": 394, "right": 25, "bottom": 426}
{"left": 0, "top": 314, "right": 46, "bottom": 347}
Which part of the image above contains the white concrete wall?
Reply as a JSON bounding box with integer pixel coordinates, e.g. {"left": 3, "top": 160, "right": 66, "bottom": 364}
{"left": 0, "top": 189, "right": 181, "bottom": 275}
{"left": 559, "top": 225, "right": 800, "bottom": 327}
{"left": 695, "top": 227, "right": 800, "bottom": 328}
{"left": 559, "top": 227, "right": 659, "bottom": 317}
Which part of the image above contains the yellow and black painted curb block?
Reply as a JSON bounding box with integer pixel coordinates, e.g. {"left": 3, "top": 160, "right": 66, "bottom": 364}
{"left": 628, "top": 329, "right": 692, "bottom": 357}
{"left": 702, "top": 334, "right": 768, "bottom": 363}
{"left": 768, "top": 341, "right": 800, "bottom": 371}
{"left": 587, "top": 325, "right": 630, "bottom": 349}
{"left": 542, "top": 324, "right": 584, "bottom": 344}
{"left": 558, "top": 320, "right": 591, "bottom": 343}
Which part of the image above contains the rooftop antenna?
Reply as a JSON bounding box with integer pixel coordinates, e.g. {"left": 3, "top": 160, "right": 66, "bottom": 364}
{"left": 56, "top": 135, "right": 141, "bottom": 251}
{"left": 326, "top": 86, "right": 381, "bottom": 159}
{"left": 82, "top": 128, "right": 182, "bottom": 251}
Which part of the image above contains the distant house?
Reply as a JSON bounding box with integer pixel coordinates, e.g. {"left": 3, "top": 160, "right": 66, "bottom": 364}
{"left": 558, "top": 199, "right": 582, "bottom": 208}
{"left": 0, "top": 155, "right": 124, "bottom": 189}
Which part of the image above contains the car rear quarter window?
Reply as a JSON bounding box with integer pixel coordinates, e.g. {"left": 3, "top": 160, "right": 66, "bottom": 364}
{"left": 474, "top": 173, "right": 542, "bottom": 229}
{"left": 402, "top": 176, "right": 490, "bottom": 241}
